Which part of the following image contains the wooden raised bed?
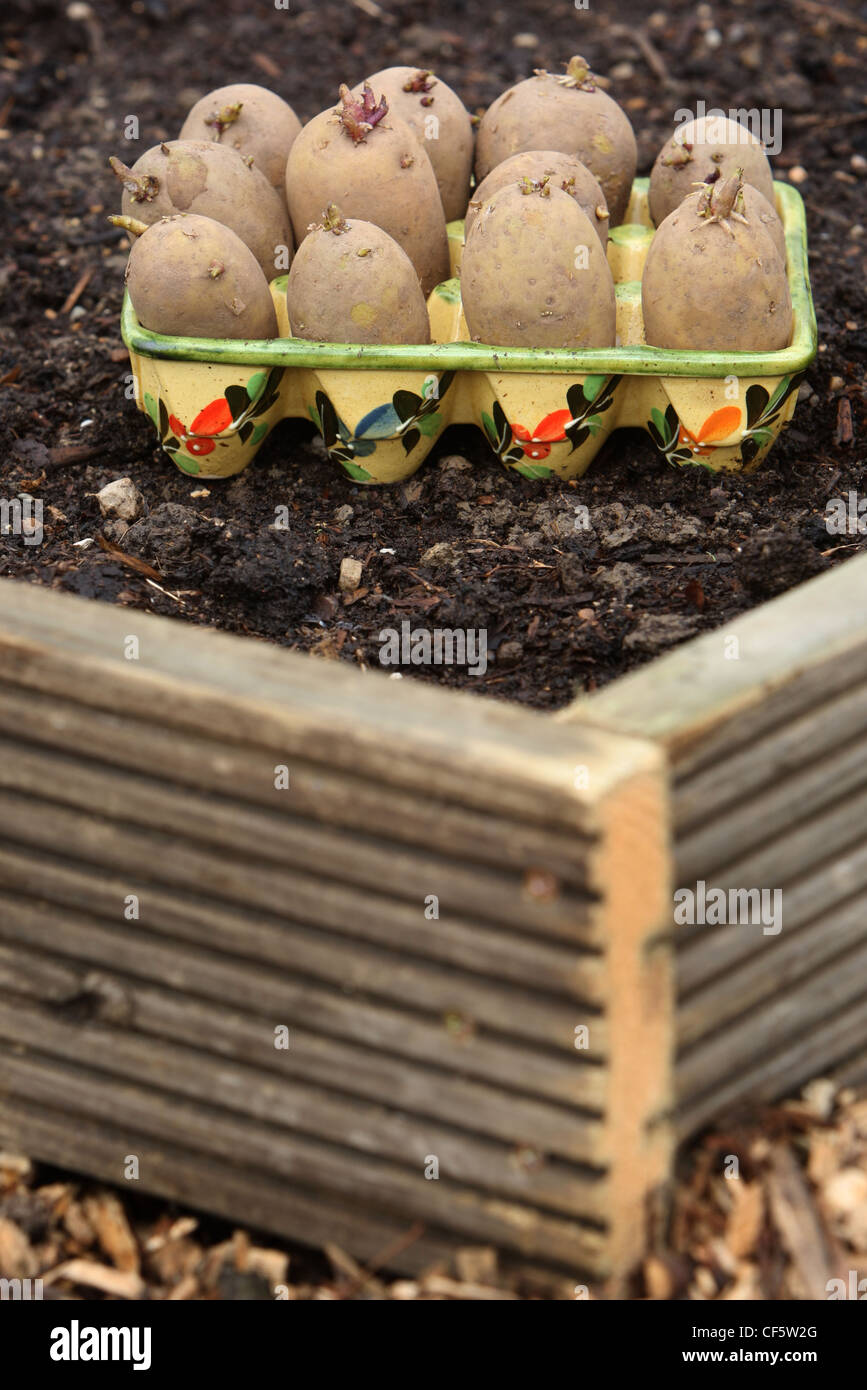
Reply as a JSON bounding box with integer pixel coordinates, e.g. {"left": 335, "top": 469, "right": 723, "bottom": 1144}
{"left": 0, "top": 554, "right": 865, "bottom": 1294}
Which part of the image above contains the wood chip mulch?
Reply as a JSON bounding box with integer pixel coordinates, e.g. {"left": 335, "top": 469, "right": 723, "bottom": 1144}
{"left": 1, "top": 1079, "right": 865, "bottom": 1300}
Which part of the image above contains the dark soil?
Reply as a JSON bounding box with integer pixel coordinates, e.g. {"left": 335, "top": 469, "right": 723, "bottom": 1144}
{"left": 0, "top": 0, "right": 865, "bottom": 709}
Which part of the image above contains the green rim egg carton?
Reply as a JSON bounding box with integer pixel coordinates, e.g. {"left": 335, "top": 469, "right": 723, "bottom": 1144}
{"left": 120, "top": 178, "right": 817, "bottom": 483}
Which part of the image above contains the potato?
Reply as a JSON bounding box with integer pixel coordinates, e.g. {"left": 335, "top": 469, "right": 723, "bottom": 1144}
{"left": 111, "top": 139, "right": 293, "bottom": 280}
{"left": 460, "top": 180, "right": 616, "bottom": 348}
{"left": 466, "top": 150, "right": 608, "bottom": 246}
{"left": 353, "top": 67, "right": 473, "bottom": 221}
{"left": 126, "top": 214, "right": 278, "bottom": 340}
{"left": 287, "top": 206, "right": 430, "bottom": 345}
{"left": 179, "top": 82, "right": 301, "bottom": 197}
{"left": 475, "top": 56, "right": 636, "bottom": 225}
{"left": 285, "top": 85, "right": 450, "bottom": 295}
{"left": 649, "top": 115, "right": 775, "bottom": 226}
{"left": 642, "top": 175, "right": 792, "bottom": 350}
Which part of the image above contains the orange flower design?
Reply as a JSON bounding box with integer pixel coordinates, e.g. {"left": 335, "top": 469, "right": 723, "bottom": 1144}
{"left": 677, "top": 405, "right": 742, "bottom": 457}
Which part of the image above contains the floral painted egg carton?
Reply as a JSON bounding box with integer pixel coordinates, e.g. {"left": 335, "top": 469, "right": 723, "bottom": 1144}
{"left": 121, "top": 179, "right": 816, "bottom": 484}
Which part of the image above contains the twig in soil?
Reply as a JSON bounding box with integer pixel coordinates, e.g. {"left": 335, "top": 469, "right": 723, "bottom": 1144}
{"left": 793, "top": 0, "right": 867, "bottom": 32}
{"left": 252, "top": 52, "right": 281, "bottom": 79}
{"left": 0, "top": 94, "right": 14, "bottom": 130}
{"left": 607, "top": 22, "right": 672, "bottom": 85}
{"left": 96, "top": 534, "right": 161, "bottom": 581}
{"left": 49, "top": 444, "right": 102, "bottom": 466}
{"left": 60, "top": 268, "right": 94, "bottom": 315}
{"left": 145, "top": 578, "right": 185, "bottom": 605}
{"left": 835, "top": 396, "right": 854, "bottom": 446}
{"left": 349, "top": 0, "right": 393, "bottom": 19}
{"left": 793, "top": 111, "right": 867, "bottom": 129}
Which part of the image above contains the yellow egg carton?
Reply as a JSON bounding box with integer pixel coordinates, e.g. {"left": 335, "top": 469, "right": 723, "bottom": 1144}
{"left": 121, "top": 178, "right": 816, "bottom": 483}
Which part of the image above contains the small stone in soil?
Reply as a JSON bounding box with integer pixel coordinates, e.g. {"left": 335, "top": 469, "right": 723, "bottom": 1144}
{"left": 339, "top": 557, "right": 363, "bottom": 592}
{"left": 496, "top": 641, "right": 523, "bottom": 668}
{"left": 94, "top": 477, "right": 144, "bottom": 524}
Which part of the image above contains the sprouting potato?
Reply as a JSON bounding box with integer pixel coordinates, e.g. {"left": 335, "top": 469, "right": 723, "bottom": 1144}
{"left": 125, "top": 214, "right": 278, "bottom": 340}
{"left": 285, "top": 84, "right": 450, "bottom": 296}
{"left": 649, "top": 115, "right": 775, "bottom": 226}
{"left": 111, "top": 139, "right": 293, "bottom": 280}
{"left": 466, "top": 150, "right": 609, "bottom": 246}
{"left": 287, "top": 205, "right": 430, "bottom": 345}
{"left": 179, "top": 83, "right": 302, "bottom": 198}
{"left": 475, "top": 56, "right": 637, "bottom": 225}
{"left": 641, "top": 173, "right": 792, "bottom": 351}
{"left": 460, "top": 178, "right": 616, "bottom": 349}
{"left": 352, "top": 67, "right": 473, "bottom": 221}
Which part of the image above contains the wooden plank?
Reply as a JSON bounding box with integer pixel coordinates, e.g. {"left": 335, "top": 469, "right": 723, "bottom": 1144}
{"left": 581, "top": 754, "right": 674, "bottom": 1289}
{"left": 675, "top": 736, "right": 867, "bottom": 886}
{"left": 0, "top": 776, "right": 605, "bottom": 1002}
{"left": 0, "top": 942, "right": 604, "bottom": 1163}
{"left": 0, "top": 1047, "right": 610, "bottom": 1264}
{"left": 671, "top": 678, "right": 867, "bottom": 835}
{"left": 675, "top": 994, "right": 867, "bottom": 1138}
{"left": 0, "top": 728, "right": 600, "bottom": 946}
{"left": 0, "top": 578, "right": 659, "bottom": 836}
{"left": 0, "top": 845, "right": 605, "bottom": 1049}
{"left": 676, "top": 838, "right": 867, "bottom": 993}
{"left": 677, "top": 939, "right": 867, "bottom": 1103}
{"left": 0, "top": 679, "right": 599, "bottom": 894}
{"left": 677, "top": 895, "right": 867, "bottom": 1049}
{"left": 0, "top": 864, "right": 603, "bottom": 1051}
{"left": 0, "top": 1099, "right": 588, "bottom": 1288}
{"left": 559, "top": 553, "right": 867, "bottom": 770}
{"left": 0, "top": 993, "right": 606, "bottom": 1214}
{"left": 0, "top": 897, "right": 606, "bottom": 1104}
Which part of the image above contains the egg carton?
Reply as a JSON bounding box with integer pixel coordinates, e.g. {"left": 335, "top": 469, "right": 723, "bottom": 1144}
{"left": 121, "top": 178, "right": 816, "bottom": 484}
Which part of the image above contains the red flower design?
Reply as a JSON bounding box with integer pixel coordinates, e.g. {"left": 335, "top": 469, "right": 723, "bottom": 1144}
{"left": 510, "top": 409, "right": 572, "bottom": 460}
{"left": 167, "top": 397, "right": 233, "bottom": 457}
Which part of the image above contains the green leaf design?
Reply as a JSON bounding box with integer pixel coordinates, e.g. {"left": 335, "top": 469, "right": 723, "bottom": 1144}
{"left": 143, "top": 392, "right": 160, "bottom": 431}
{"left": 417, "top": 412, "right": 442, "bottom": 437}
{"left": 434, "top": 279, "right": 461, "bottom": 304}
{"left": 225, "top": 385, "right": 249, "bottom": 421}
{"left": 251, "top": 422, "right": 269, "bottom": 445}
{"left": 481, "top": 411, "right": 497, "bottom": 447}
{"left": 308, "top": 404, "right": 322, "bottom": 432}
{"left": 582, "top": 374, "right": 607, "bottom": 403}
{"left": 340, "top": 459, "right": 373, "bottom": 482}
{"left": 246, "top": 371, "right": 267, "bottom": 401}
{"left": 650, "top": 407, "right": 670, "bottom": 444}
{"left": 175, "top": 452, "right": 200, "bottom": 475}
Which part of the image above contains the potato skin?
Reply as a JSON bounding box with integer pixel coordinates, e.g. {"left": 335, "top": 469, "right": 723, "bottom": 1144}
{"left": 287, "top": 218, "right": 430, "bottom": 345}
{"left": 179, "top": 83, "right": 302, "bottom": 196}
{"left": 460, "top": 183, "right": 616, "bottom": 349}
{"left": 475, "top": 73, "right": 637, "bottom": 225}
{"left": 466, "top": 151, "right": 608, "bottom": 246}
{"left": 641, "top": 191, "right": 792, "bottom": 351}
{"left": 285, "top": 102, "right": 450, "bottom": 296}
{"left": 649, "top": 116, "right": 774, "bottom": 226}
{"left": 126, "top": 214, "right": 278, "bottom": 340}
{"left": 353, "top": 67, "right": 473, "bottom": 222}
{"left": 119, "top": 140, "right": 293, "bottom": 280}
